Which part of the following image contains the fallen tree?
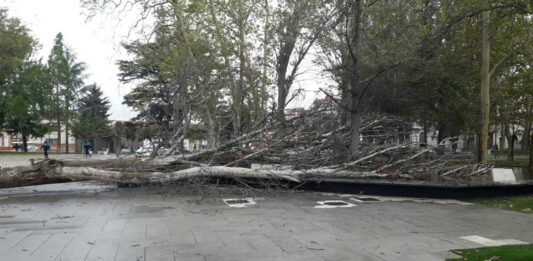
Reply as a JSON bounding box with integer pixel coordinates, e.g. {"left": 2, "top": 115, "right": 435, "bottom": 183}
{"left": 0, "top": 113, "right": 493, "bottom": 189}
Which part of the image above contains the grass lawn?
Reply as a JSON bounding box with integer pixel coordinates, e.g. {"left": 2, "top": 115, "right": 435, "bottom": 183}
{"left": 489, "top": 152, "right": 530, "bottom": 167}
{"left": 449, "top": 244, "right": 533, "bottom": 261}
{"left": 467, "top": 195, "right": 533, "bottom": 213}
{"left": 492, "top": 158, "right": 529, "bottom": 167}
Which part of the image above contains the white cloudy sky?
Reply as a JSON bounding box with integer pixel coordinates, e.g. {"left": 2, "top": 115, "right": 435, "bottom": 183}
{"left": 1, "top": 0, "right": 137, "bottom": 120}
{"left": 1, "top": 0, "right": 328, "bottom": 120}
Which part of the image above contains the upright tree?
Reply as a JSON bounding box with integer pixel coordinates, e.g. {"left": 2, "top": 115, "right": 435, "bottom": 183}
{"left": 47, "top": 33, "right": 69, "bottom": 153}
{"left": 0, "top": 9, "right": 36, "bottom": 130}
{"left": 72, "top": 84, "right": 111, "bottom": 141}
{"left": 47, "top": 33, "right": 86, "bottom": 153}
{"left": 3, "top": 62, "right": 53, "bottom": 151}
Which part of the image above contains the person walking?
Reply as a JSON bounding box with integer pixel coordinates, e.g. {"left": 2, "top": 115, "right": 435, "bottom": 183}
{"left": 84, "top": 140, "right": 92, "bottom": 157}
{"left": 42, "top": 140, "right": 50, "bottom": 159}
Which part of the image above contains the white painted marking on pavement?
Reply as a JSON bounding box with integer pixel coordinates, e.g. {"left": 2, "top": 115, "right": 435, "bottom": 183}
{"left": 314, "top": 200, "right": 356, "bottom": 209}
{"left": 461, "top": 235, "right": 528, "bottom": 246}
{"left": 222, "top": 198, "right": 257, "bottom": 208}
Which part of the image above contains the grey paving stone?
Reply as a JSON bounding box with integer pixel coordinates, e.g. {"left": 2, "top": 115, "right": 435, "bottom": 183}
{"left": 31, "top": 233, "right": 73, "bottom": 260}
{"left": 8, "top": 232, "right": 52, "bottom": 254}
{"left": 1, "top": 182, "right": 532, "bottom": 261}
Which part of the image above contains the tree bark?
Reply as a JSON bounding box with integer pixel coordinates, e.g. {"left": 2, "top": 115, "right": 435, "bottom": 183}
{"left": 57, "top": 119, "right": 61, "bottom": 153}
{"left": 65, "top": 119, "right": 69, "bottom": 154}
{"left": 522, "top": 103, "right": 531, "bottom": 151}
{"left": 477, "top": 10, "right": 490, "bottom": 163}
{"left": 65, "top": 98, "right": 70, "bottom": 154}
{"left": 203, "top": 102, "right": 217, "bottom": 149}
{"left": 22, "top": 133, "right": 28, "bottom": 153}
{"left": 0, "top": 159, "right": 414, "bottom": 189}
{"left": 349, "top": 0, "right": 362, "bottom": 159}
{"left": 529, "top": 135, "right": 533, "bottom": 171}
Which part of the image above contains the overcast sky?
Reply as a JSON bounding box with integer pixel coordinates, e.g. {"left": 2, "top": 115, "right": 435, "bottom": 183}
{"left": 1, "top": 0, "right": 328, "bottom": 121}
{"left": 1, "top": 0, "right": 137, "bottom": 120}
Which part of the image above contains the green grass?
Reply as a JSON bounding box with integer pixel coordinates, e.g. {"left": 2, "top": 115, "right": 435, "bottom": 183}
{"left": 449, "top": 244, "right": 533, "bottom": 261}
{"left": 489, "top": 152, "right": 530, "bottom": 167}
{"left": 492, "top": 158, "right": 529, "bottom": 167}
{"left": 467, "top": 195, "right": 533, "bottom": 213}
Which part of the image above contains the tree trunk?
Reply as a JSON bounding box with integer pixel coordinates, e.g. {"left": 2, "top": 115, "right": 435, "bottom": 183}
{"left": 235, "top": 3, "right": 246, "bottom": 137}
{"left": 422, "top": 122, "right": 429, "bottom": 145}
{"left": 22, "top": 133, "right": 28, "bottom": 153}
{"left": 437, "top": 122, "right": 445, "bottom": 144}
{"left": 529, "top": 135, "right": 533, "bottom": 171}
{"left": 203, "top": 102, "right": 217, "bottom": 149}
{"left": 65, "top": 119, "right": 69, "bottom": 154}
{"left": 276, "top": 73, "right": 287, "bottom": 131}
{"left": 339, "top": 47, "right": 350, "bottom": 126}
{"left": 349, "top": 0, "right": 362, "bottom": 159}
{"left": 522, "top": 104, "right": 531, "bottom": 151}
{"left": 477, "top": 10, "right": 490, "bottom": 163}
{"left": 57, "top": 119, "right": 62, "bottom": 153}
{"left": 504, "top": 127, "right": 514, "bottom": 161}
{"left": 0, "top": 159, "right": 414, "bottom": 189}
{"left": 350, "top": 111, "right": 362, "bottom": 158}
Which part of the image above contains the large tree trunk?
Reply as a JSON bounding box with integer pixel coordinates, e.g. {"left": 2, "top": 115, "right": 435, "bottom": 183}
{"left": 0, "top": 158, "right": 413, "bottom": 189}
{"left": 522, "top": 104, "right": 531, "bottom": 151}
{"left": 22, "top": 133, "right": 28, "bottom": 153}
{"left": 349, "top": 0, "right": 362, "bottom": 159}
{"left": 276, "top": 72, "right": 288, "bottom": 131}
{"left": 504, "top": 126, "right": 514, "bottom": 161}
{"left": 65, "top": 119, "right": 69, "bottom": 154}
{"left": 235, "top": 4, "right": 246, "bottom": 137}
{"left": 203, "top": 102, "right": 217, "bottom": 149}
{"left": 57, "top": 119, "right": 61, "bottom": 153}
{"left": 477, "top": 10, "right": 490, "bottom": 163}
{"left": 529, "top": 135, "right": 533, "bottom": 171}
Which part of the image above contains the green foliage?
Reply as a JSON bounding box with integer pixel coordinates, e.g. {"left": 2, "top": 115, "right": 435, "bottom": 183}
{"left": 72, "top": 84, "right": 111, "bottom": 139}
{"left": 47, "top": 33, "right": 86, "bottom": 123}
{"left": 449, "top": 244, "right": 533, "bottom": 261}
{"left": 84, "top": 0, "right": 533, "bottom": 152}
{"left": 3, "top": 62, "right": 52, "bottom": 149}
{"left": 468, "top": 195, "right": 533, "bottom": 213}
{"left": 0, "top": 8, "right": 36, "bottom": 129}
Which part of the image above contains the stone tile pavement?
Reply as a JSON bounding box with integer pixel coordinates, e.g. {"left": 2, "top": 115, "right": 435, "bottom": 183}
{"left": 0, "top": 182, "right": 531, "bottom": 260}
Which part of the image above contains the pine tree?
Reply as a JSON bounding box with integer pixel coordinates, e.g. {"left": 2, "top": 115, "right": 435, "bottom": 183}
{"left": 72, "top": 84, "right": 111, "bottom": 140}
{"left": 47, "top": 33, "right": 86, "bottom": 153}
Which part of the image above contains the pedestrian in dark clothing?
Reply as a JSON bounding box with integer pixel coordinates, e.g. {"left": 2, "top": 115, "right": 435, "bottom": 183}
{"left": 42, "top": 141, "right": 50, "bottom": 159}
{"left": 84, "top": 140, "right": 92, "bottom": 157}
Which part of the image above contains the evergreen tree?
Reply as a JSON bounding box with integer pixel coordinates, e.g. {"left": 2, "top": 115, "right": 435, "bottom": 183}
{"left": 72, "top": 84, "right": 111, "bottom": 140}
{"left": 47, "top": 33, "right": 86, "bottom": 153}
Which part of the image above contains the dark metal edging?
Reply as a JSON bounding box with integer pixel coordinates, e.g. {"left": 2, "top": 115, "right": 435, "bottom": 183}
{"left": 299, "top": 178, "right": 533, "bottom": 199}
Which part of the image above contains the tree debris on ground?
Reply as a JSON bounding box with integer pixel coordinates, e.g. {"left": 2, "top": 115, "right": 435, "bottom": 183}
{"left": 0, "top": 113, "right": 493, "bottom": 189}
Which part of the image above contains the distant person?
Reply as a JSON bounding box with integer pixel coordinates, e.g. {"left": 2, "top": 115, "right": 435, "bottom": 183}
{"left": 84, "top": 140, "right": 92, "bottom": 157}
{"left": 42, "top": 141, "right": 50, "bottom": 159}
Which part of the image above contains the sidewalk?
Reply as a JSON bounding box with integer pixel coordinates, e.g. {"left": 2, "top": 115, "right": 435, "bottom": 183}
{"left": 0, "top": 182, "right": 531, "bottom": 260}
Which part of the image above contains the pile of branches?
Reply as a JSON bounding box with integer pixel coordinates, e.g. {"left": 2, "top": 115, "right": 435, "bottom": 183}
{"left": 0, "top": 112, "right": 492, "bottom": 188}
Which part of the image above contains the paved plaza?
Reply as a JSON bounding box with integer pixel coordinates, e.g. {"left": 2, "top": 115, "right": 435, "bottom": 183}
{"left": 0, "top": 181, "right": 532, "bottom": 261}
{"left": 0, "top": 154, "right": 118, "bottom": 168}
